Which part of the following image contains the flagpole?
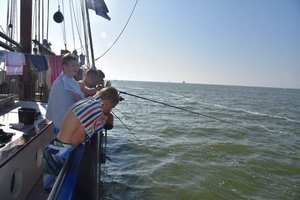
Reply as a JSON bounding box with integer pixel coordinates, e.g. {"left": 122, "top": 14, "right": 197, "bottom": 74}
{"left": 84, "top": 0, "right": 96, "bottom": 68}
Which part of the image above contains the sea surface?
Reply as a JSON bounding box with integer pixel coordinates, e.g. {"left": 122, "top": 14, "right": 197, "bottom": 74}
{"left": 100, "top": 80, "right": 300, "bottom": 200}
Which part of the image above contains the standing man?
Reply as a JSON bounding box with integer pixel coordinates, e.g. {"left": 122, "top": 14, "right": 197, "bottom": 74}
{"left": 46, "top": 53, "right": 84, "bottom": 135}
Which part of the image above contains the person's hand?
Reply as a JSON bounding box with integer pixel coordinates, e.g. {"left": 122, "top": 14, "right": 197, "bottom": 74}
{"left": 96, "top": 84, "right": 104, "bottom": 91}
{"left": 105, "top": 80, "right": 111, "bottom": 87}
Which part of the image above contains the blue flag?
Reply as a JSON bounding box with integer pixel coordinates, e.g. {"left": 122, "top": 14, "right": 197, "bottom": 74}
{"left": 86, "top": 0, "right": 111, "bottom": 20}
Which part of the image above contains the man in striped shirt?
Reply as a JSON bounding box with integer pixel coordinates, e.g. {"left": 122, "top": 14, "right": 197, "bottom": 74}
{"left": 42, "top": 86, "right": 119, "bottom": 191}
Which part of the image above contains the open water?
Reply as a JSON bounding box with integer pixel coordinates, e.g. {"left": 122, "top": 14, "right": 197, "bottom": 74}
{"left": 100, "top": 80, "right": 300, "bottom": 200}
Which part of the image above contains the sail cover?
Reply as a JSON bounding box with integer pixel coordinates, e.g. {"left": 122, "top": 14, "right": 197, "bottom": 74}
{"left": 86, "top": 0, "right": 111, "bottom": 20}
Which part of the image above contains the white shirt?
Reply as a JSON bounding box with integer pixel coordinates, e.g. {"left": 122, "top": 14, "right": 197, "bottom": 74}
{"left": 46, "top": 72, "right": 84, "bottom": 129}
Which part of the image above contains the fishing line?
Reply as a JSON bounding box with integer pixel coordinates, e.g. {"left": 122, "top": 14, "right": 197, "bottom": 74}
{"left": 112, "top": 110, "right": 151, "bottom": 152}
{"left": 120, "top": 91, "right": 256, "bottom": 132}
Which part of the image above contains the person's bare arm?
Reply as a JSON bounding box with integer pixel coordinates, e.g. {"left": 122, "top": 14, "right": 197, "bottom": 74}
{"left": 79, "top": 81, "right": 102, "bottom": 96}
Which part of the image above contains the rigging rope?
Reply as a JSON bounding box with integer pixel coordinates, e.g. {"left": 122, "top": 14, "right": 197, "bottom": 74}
{"left": 0, "top": 25, "right": 5, "bottom": 33}
{"left": 70, "top": 0, "right": 85, "bottom": 55}
{"left": 42, "top": 0, "right": 44, "bottom": 42}
{"left": 6, "top": 0, "right": 18, "bottom": 41}
{"left": 33, "top": 0, "right": 38, "bottom": 40}
{"left": 38, "top": 0, "right": 41, "bottom": 42}
{"left": 8, "top": 0, "right": 13, "bottom": 38}
{"left": 69, "top": 0, "right": 76, "bottom": 50}
{"left": 6, "top": 0, "right": 10, "bottom": 37}
{"left": 75, "top": 0, "right": 85, "bottom": 54}
{"left": 46, "top": 0, "right": 49, "bottom": 40}
{"left": 120, "top": 91, "right": 256, "bottom": 132}
{"left": 61, "top": 0, "right": 67, "bottom": 50}
{"left": 95, "top": 0, "right": 140, "bottom": 61}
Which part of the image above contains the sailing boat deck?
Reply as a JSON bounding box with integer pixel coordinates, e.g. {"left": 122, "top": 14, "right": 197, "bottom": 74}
{"left": 0, "top": 100, "right": 54, "bottom": 200}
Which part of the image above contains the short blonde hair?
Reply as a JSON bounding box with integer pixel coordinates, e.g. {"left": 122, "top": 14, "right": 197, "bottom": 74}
{"left": 97, "top": 86, "right": 119, "bottom": 106}
{"left": 62, "top": 53, "right": 78, "bottom": 65}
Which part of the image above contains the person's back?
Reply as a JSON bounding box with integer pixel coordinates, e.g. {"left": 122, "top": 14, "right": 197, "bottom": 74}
{"left": 58, "top": 86, "right": 119, "bottom": 145}
{"left": 56, "top": 97, "right": 107, "bottom": 145}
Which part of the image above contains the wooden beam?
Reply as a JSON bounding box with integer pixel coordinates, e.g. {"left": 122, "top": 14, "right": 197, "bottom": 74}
{"left": 0, "top": 41, "right": 15, "bottom": 52}
{"left": 0, "top": 31, "right": 21, "bottom": 49}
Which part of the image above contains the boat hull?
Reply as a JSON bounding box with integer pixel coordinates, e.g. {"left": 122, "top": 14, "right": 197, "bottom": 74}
{"left": 0, "top": 101, "right": 54, "bottom": 200}
{"left": 0, "top": 125, "right": 53, "bottom": 199}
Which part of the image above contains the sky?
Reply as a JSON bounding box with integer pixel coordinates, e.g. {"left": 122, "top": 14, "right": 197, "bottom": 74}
{"left": 0, "top": 0, "right": 300, "bottom": 89}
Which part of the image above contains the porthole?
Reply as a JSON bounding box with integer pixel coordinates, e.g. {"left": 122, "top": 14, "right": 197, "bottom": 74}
{"left": 36, "top": 147, "right": 43, "bottom": 167}
{"left": 10, "top": 169, "right": 22, "bottom": 198}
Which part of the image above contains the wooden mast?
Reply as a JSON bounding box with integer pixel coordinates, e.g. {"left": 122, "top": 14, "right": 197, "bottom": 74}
{"left": 20, "top": 0, "right": 32, "bottom": 54}
{"left": 20, "top": 0, "right": 34, "bottom": 100}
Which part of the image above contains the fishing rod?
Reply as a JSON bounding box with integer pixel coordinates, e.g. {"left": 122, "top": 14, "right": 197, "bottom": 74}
{"left": 120, "top": 91, "right": 255, "bottom": 132}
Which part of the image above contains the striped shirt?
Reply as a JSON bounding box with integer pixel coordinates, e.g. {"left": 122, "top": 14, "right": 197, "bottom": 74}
{"left": 71, "top": 97, "right": 105, "bottom": 137}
